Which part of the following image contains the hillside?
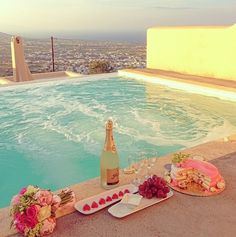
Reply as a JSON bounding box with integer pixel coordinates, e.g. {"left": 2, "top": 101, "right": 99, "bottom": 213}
{"left": 0, "top": 32, "right": 12, "bottom": 40}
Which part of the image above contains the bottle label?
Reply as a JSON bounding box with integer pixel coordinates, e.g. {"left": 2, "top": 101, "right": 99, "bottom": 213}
{"left": 107, "top": 168, "right": 119, "bottom": 185}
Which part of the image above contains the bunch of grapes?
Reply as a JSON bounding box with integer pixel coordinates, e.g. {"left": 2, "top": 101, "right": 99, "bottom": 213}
{"left": 138, "top": 175, "right": 170, "bottom": 199}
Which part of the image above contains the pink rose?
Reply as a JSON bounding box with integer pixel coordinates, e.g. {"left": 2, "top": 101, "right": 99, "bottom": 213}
{"left": 14, "top": 209, "right": 39, "bottom": 233}
{"left": 19, "top": 187, "right": 27, "bottom": 195}
{"left": 24, "top": 215, "right": 38, "bottom": 229}
{"left": 26, "top": 205, "right": 40, "bottom": 219}
{"left": 35, "top": 190, "right": 53, "bottom": 206}
{"left": 14, "top": 213, "right": 26, "bottom": 233}
{"left": 40, "top": 217, "right": 56, "bottom": 236}
{"left": 15, "top": 221, "right": 25, "bottom": 233}
{"left": 11, "top": 195, "right": 20, "bottom": 206}
{"left": 14, "top": 212, "right": 21, "bottom": 220}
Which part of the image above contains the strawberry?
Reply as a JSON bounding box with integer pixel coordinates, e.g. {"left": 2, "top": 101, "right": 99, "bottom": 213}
{"left": 118, "top": 191, "right": 124, "bottom": 197}
{"left": 106, "top": 196, "right": 112, "bottom": 202}
{"left": 91, "top": 201, "right": 98, "bottom": 208}
{"left": 112, "top": 193, "right": 118, "bottom": 199}
{"left": 83, "top": 204, "right": 91, "bottom": 211}
{"left": 99, "top": 198, "right": 106, "bottom": 205}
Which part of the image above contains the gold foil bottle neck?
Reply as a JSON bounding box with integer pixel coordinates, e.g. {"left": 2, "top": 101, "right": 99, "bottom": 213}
{"left": 106, "top": 119, "right": 113, "bottom": 130}
{"left": 104, "top": 119, "right": 116, "bottom": 152}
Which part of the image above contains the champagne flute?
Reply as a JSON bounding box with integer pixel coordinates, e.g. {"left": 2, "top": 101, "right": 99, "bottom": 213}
{"left": 144, "top": 150, "right": 158, "bottom": 179}
{"left": 138, "top": 152, "right": 146, "bottom": 182}
{"left": 150, "top": 155, "right": 158, "bottom": 176}
{"left": 123, "top": 154, "right": 135, "bottom": 174}
{"left": 131, "top": 156, "right": 144, "bottom": 186}
{"left": 144, "top": 158, "right": 151, "bottom": 179}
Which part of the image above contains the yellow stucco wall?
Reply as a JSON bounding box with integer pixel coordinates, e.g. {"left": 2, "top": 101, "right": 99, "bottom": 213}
{"left": 147, "top": 24, "right": 236, "bottom": 81}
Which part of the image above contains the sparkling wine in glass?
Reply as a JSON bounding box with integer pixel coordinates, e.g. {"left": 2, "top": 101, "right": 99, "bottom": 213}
{"left": 150, "top": 155, "right": 158, "bottom": 176}
{"left": 123, "top": 154, "right": 135, "bottom": 174}
{"left": 145, "top": 150, "right": 158, "bottom": 179}
{"left": 131, "top": 155, "right": 145, "bottom": 186}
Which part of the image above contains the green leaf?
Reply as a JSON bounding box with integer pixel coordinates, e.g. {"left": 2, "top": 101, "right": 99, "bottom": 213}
{"left": 172, "top": 152, "right": 190, "bottom": 164}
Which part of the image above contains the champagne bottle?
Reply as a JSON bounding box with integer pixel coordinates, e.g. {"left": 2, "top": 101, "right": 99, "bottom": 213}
{"left": 100, "top": 119, "right": 119, "bottom": 189}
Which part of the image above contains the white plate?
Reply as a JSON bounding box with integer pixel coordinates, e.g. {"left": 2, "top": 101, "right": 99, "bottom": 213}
{"left": 74, "top": 184, "right": 138, "bottom": 215}
{"left": 108, "top": 190, "right": 174, "bottom": 218}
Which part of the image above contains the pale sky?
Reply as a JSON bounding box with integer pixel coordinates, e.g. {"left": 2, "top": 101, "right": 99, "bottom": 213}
{"left": 1, "top": 0, "right": 236, "bottom": 41}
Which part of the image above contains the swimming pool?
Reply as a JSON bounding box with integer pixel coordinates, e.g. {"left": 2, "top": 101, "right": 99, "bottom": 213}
{"left": 1, "top": 74, "right": 236, "bottom": 208}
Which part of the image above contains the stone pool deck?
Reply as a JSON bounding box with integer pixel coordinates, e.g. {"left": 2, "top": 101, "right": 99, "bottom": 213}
{"left": 0, "top": 71, "right": 80, "bottom": 86}
{"left": 119, "top": 69, "right": 236, "bottom": 102}
{"left": 120, "top": 68, "right": 236, "bottom": 91}
{"left": 1, "top": 135, "right": 236, "bottom": 237}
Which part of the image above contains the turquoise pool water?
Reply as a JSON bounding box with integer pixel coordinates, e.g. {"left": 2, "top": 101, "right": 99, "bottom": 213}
{"left": 1, "top": 75, "right": 236, "bottom": 208}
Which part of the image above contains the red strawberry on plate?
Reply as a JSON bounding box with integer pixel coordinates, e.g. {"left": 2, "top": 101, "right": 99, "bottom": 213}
{"left": 118, "top": 191, "right": 124, "bottom": 197}
{"left": 106, "top": 196, "right": 112, "bottom": 202}
{"left": 112, "top": 193, "right": 118, "bottom": 199}
{"left": 83, "top": 204, "right": 91, "bottom": 211}
{"left": 91, "top": 201, "right": 98, "bottom": 208}
{"left": 124, "top": 189, "right": 130, "bottom": 194}
{"left": 99, "top": 198, "right": 106, "bottom": 205}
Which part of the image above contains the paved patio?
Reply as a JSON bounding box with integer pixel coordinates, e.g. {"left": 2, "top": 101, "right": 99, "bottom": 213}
{"left": 5, "top": 137, "right": 236, "bottom": 237}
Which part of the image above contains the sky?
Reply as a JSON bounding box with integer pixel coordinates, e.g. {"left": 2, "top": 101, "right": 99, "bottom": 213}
{"left": 1, "top": 0, "right": 236, "bottom": 41}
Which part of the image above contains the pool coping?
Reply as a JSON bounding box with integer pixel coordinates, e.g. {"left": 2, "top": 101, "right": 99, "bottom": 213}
{"left": 119, "top": 69, "right": 236, "bottom": 102}
{"left": 0, "top": 71, "right": 79, "bottom": 85}
{"left": 0, "top": 72, "right": 119, "bottom": 90}
{"left": 1, "top": 133, "right": 236, "bottom": 237}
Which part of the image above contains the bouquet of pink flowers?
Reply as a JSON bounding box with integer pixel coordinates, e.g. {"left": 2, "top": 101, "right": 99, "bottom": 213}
{"left": 10, "top": 185, "right": 74, "bottom": 237}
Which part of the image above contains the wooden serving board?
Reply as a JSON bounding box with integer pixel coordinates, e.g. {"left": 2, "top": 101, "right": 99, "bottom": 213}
{"left": 168, "top": 179, "right": 225, "bottom": 197}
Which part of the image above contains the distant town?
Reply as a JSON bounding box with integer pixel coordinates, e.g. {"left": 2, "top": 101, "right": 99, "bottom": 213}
{"left": 0, "top": 32, "right": 146, "bottom": 77}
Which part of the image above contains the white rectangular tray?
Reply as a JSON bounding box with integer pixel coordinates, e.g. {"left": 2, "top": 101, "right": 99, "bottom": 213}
{"left": 74, "top": 184, "right": 138, "bottom": 215}
{"left": 108, "top": 190, "right": 173, "bottom": 218}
